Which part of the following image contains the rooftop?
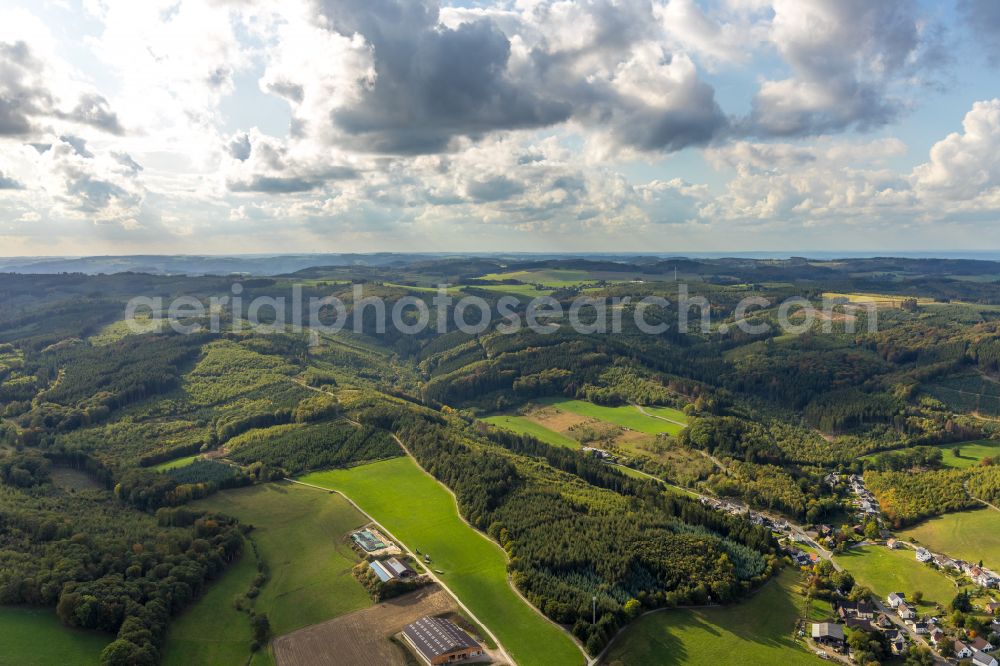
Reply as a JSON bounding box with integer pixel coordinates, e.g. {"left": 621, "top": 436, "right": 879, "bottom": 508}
{"left": 403, "top": 616, "right": 481, "bottom": 661}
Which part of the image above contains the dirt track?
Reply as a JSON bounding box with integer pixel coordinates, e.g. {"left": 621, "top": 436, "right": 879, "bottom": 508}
{"left": 273, "top": 585, "right": 456, "bottom": 666}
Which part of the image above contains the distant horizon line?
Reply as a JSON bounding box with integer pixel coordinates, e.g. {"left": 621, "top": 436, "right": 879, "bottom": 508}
{"left": 3, "top": 250, "right": 1000, "bottom": 260}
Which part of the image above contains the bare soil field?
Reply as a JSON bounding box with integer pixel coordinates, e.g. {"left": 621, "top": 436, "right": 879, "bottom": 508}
{"left": 273, "top": 585, "right": 460, "bottom": 666}
{"left": 525, "top": 406, "right": 589, "bottom": 433}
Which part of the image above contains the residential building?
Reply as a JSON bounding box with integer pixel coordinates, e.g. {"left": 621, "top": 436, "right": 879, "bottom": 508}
{"left": 971, "top": 637, "right": 995, "bottom": 653}
{"left": 887, "top": 592, "right": 906, "bottom": 608}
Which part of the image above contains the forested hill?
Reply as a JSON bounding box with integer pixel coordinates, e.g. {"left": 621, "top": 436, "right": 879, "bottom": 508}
{"left": 1, "top": 256, "right": 999, "bottom": 664}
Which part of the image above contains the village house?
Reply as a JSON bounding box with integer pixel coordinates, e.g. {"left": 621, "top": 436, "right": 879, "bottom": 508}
{"left": 836, "top": 599, "right": 875, "bottom": 621}
{"left": 986, "top": 601, "right": 1000, "bottom": 614}
{"left": 930, "top": 628, "right": 945, "bottom": 646}
{"left": 956, "top": 640, "right": 975, "bottom": 659}
{"left": 971, "top": 636, "right": 995, "bottom": 653}
{"left": 886, "top": 538, "right": 898, "bottom": 549}
{"left": 885, "top": 629, "right": 907, "bottom": 655}
{"left": 915, "top": 547, "right": 933, "bottom": 563}
{"left": 887, "top": 592, "right": 906, "bottom": 608}
{"left": 896, "top": 602, "right": 916, "bottom": 620}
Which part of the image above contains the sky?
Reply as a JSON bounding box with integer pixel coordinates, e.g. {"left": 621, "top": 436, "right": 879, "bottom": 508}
{"left": 1, "top": 0, "right": 1000, "bottom": 256}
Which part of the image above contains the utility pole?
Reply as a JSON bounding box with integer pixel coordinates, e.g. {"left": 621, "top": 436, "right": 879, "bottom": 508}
{"left": 593, "top": 596, "right": 597, "bottom": 625}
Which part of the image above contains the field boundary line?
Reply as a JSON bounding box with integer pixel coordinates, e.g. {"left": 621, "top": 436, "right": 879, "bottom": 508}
{"left": 631, "top": 403, "right": 687, "bottom": 428}
{"left": 282, "top": 476, "right": 517, "bottom": 666}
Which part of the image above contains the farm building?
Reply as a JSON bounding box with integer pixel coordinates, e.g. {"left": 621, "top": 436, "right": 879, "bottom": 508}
{"left": 973, "top": 652, "right": 998, "bottom": 666}
{"left": 402, "top": 616, "right": 483, "bottom": 665}
{"left": 352, "top": 528, "right": 389, "bottom": 553}
{"left": 385, "top": 557, "right": 416, "bottom": 579}
{"left": 811, "top": 623, "right": 844, "bottom": 647}
{"left": 369, "top": 560, "right": 396, "bottom": 583}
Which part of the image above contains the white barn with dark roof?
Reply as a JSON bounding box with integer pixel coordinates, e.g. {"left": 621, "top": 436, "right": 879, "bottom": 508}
{"left": 402, "top": 616, "right": 483, "bottom": 665}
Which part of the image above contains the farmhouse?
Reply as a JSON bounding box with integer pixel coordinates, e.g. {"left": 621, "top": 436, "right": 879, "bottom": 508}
{"left": 811, "top": 623, "right": 845, "bottom": 648}
{"left": 885, "top": 630, "right": 907, "bottom": 655}
{"left": 986, "top": 601, "right": 1000, "bottom": 614}
{"left": 887, "top": 592, "right": 906, "bottom": 608}
{"left": 915, "top": 547, "right": 933, "bottom": 563}
{"left": 955, "top": 641, "right": 974, "bottom": 659}
{"left": 836, "top": 599, "right": 875, "bottom": 620}
{"left": 402, "top": 616, "right": 484, "bottom": 666}
{"left": 886, "top": 538, "right": 898, "bottom": 549}
{"left": 971, "top": 636, "right": 995, "bottom": 652}
{"left": 972, "top": 652, "right": 999, "bottom": 666}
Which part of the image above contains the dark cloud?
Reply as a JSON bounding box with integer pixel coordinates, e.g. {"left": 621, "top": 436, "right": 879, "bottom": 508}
{"left": 958, "top": 0, "right": 1000, "bottom": 64}
{"left": 304, "top": 0, "right": 727, "bottom": 155}
{"left": 228, "top": 133, "right": 252, "bottom": 161}
{"left": 465, "top": 175, "right": 524, "bottom": 202}
{"left": 743, "top": 0, "right": 942, "bottom": 137}
{"left": 59, "top": 165, "right": 138, "bottom": 213}
{"left": 59, "top": 135, "right": 94, "bottom": 158}
{"left": 314, "top": 0, "right": 571, "bottom": 154}
{"left": 60, "top": 93, "right": 124, "bottom": 135}
{"left": 0, "top": 170, "right": 23, "bottom": 189}
{"left": 228, "top": 167, "right": 356, "bottom": 194}
{"left": 1, "top": 40, "right": 125, "bottom": 138}
{"left": 228, "top": 175, "right": 322, "bottom": 194}
{"left": 0, "top": 41, "right": 50, "bottom": 137}
{"left": 113, "top": 152, "right": 143, "bottom": 174}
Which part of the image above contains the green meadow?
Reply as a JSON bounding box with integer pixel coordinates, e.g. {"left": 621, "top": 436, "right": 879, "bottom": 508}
{"left": 541, "top": 398, "right": 686, "bottom": 436}
{"left": 152, "top": 454, "right": 200, "bottom": 471}
{"left": 601, "top": 569, "right": 822, "bottom": 666}
{"left": 938, "top": 440, "right": 1000, "bottom": 468}
{"left": 0, "top": 606, "right": 110, "bottom": 666}
{"left": 899, "top": 508, "right": 1000, "bottom": 572}
{"left": 482, "top": 415, "right": 579, "bottom": 449}
{"left": 161, "top": 538, "right": 267, "bottom": 666}
{"left": 833, "top": 546, "right": 959, "bottom": 608}
{"left": 300, "top": 456, "right": 585, "bottom": 666}
{"left": 178, "top": 483, "right": 372, "bottom": 640}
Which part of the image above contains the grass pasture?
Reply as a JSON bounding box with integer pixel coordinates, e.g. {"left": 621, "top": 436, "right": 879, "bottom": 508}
{"left": 161, "top": 538, "right": 263, "bottom": 666}
{"left": 899, "top": 508, "right": 1000, "bottom": 572}
{"left": 0, "top": 606, "right": 110, "bottom": 666}
{"left": 833, "top": 546, "right": 959, "bottom": 608}
{"left": 938, "top": 440, "right": 1000, "bottom": 468}
{"left": 481, "top": 415, "right": 579, "bottom": 449}
{"left": 300, "top": 457, "right": 585, "bottom": 666}
{"left": 152, "top": 454, "right": 200, "bottom": 471}
{"left": 540, "top": 398, "right": 686, "bottom": 436}
{"left": 163, "top": 482, "right": 375, "bottom": 664}
{"left": 600, "top": 569, "right": 821, "bottom": 666}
